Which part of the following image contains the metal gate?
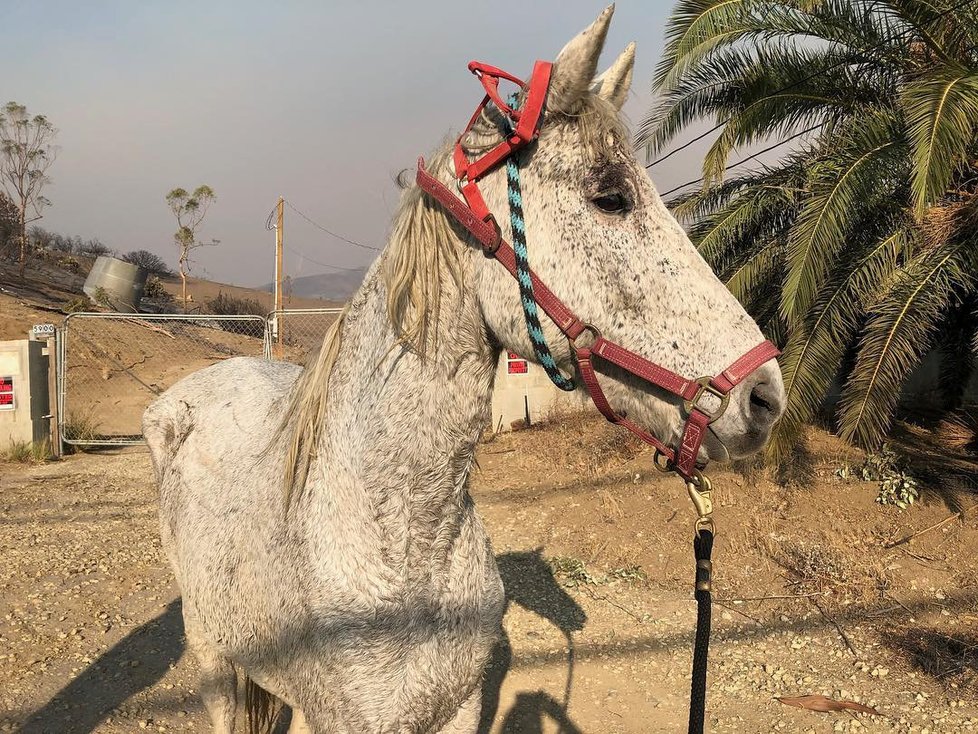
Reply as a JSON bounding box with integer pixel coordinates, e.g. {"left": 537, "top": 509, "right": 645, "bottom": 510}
{"left": 265, "top": 308, "right": 344, "bottom": 362}
{"left": 57, "top": 308, "right": 344, "bottom": 448}
{"left": 58, "top": 312, "right": 267, "bottom": 447}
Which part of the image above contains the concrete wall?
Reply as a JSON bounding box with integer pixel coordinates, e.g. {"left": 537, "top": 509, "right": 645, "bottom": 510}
{"left": 0, "top": 340, "right": 49, "bottom": 446}
{"left": 490, "top": 352, "right": 588, "bottom": 431}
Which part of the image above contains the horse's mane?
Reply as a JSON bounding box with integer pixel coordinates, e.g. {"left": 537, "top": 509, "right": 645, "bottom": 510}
{"left": 279, "top": 95, "right": 626, "bottom": 505}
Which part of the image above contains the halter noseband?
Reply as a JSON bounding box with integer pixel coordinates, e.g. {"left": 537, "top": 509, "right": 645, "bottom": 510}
{"left": 415, "top": 59, "right": 779, "bottom": 481}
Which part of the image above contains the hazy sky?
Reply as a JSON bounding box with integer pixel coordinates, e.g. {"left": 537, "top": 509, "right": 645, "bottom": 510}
{"left": 5, "top": 1, "right": 718, "bottom": 287}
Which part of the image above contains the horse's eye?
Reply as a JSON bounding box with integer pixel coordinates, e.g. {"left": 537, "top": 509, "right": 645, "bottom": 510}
{"left": 592, "top": 191, "right": 628, "bottom": 213}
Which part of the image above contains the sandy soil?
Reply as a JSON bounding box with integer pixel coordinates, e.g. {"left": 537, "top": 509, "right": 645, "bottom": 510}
{"left": 1, "top": 417, "right": 975, "bottom": 734}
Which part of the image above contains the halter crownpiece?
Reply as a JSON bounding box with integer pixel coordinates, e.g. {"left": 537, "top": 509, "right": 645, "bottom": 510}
{"left": 415, "top": 59, "right": 779, "bottom": 481}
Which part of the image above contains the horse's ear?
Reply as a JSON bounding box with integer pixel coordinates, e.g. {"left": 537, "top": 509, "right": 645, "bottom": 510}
{"left": 548, "top": 5, "right": 614, "bottom": 114}
{"left": 591, "top": 42, "right": 635, "bottom": 111}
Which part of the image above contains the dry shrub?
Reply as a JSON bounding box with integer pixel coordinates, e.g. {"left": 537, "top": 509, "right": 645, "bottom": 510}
{"left": 772, "top": 535, "right": 891, "bottom": 606}
{"left": 886, "top": 628, "right": 978, "bottom": 693}
{"left": 889, "top": 414, "right": 978, "bottom": 504}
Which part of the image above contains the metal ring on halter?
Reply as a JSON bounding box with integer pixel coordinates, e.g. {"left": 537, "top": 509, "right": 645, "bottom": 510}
{"left": 653, "top": 449, "right": 674, "bottom": 473}
{"left": 568, "top": 323, "right": 600, "bottom": 351}
{"left": 683, "top": 376, "right": 731, "bottom": 423}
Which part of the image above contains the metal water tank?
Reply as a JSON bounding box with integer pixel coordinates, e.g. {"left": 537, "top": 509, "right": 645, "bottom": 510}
{"left": 83, "top": 256, "right": 148, "bottom": 311}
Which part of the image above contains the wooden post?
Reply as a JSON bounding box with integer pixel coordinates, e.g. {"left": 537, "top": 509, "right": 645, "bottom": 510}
{"left": 275, "top": 197, "right": 284, "bottom": 358}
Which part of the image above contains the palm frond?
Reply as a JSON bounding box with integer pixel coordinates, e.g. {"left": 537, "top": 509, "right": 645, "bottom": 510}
{"left": 723, "top": 236, "right": 785, "bottom": 303}
{"left": 780, "top": 111, "right": 907, "bottom": 323}
{"left": 838, "top": 235, "right": 978, "bottom": 448}
{"left": 901, "top": 68, "right": 978, "bottom": 218}
{"left": 653, "top": 0, "right": 772, "bottom": 90}
{"left": 769, "top": 218, "right": 912, "bottom": 461}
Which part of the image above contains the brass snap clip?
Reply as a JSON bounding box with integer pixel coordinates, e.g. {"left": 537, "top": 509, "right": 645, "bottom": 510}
{"left": 686, "top": 471, "right": 715, "bottom": 538}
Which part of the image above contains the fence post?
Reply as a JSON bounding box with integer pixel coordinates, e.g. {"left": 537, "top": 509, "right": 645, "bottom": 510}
{"left": 47, "top": 334, "right": 61, "bottom": 458}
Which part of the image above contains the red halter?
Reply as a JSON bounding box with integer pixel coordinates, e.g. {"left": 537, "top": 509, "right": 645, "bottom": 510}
{"left": 416, "top": 60, "right": 779, "bottom": 480}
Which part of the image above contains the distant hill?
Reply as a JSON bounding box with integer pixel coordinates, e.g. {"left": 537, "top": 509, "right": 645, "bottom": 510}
{"left": 261, "top": 268, "right": 368, "bottom": 302}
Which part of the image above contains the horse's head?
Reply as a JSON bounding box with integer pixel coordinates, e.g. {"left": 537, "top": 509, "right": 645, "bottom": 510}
{"left": 447, "top": 6, "right": 785, "bottom": 467}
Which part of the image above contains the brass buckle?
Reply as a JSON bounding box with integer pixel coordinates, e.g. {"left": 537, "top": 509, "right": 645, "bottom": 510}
{"left": 568, "top": 323, "right": 600, "bottom": 351}
{"left": 686, "top": 471, "right": 715, "bottom": 537}
{"left": 683, "top": 376, "right": 730, "bottom": 423}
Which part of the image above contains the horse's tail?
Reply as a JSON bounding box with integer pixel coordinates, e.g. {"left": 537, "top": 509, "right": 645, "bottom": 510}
{"left": 244, "top": 675, "right": 284, "bottom": 734}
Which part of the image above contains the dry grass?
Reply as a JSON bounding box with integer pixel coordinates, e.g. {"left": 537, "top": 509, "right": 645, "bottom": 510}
{"left": 521, "top": 409, "right": 642, "bottom": 480}
{"left": 2, "top": 440, "right": 53, "bottom": 464}
{"left": 61, "top": 412, "right": 101, "bottom": 452}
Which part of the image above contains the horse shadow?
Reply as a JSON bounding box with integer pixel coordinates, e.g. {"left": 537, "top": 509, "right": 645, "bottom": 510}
{"left": 21, "top": 554, "right": 583, "bottom": 733}
{"left": 20, "top": 599, "right": 185, "bottom": 734}
{"left": 480, "top": 549, "right": 587, "bottom": 734}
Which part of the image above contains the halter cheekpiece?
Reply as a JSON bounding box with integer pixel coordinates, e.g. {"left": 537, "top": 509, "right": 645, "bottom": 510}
{"left": 415, "top": 59, "right": 779, "bottom": 482}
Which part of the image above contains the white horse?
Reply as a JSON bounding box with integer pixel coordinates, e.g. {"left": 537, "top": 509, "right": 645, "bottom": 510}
{"left": 144, "top": 7, "right": 785, "bottom": 733}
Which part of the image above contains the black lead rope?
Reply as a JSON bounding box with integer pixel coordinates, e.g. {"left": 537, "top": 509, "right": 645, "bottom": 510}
{"left": 688, "top": 527, "right": 714, "bottom": 734}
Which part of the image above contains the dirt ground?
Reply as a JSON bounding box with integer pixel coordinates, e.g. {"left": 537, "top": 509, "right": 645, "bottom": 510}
{"left": 1, "top": 416, "right": 976, "bottom": 734}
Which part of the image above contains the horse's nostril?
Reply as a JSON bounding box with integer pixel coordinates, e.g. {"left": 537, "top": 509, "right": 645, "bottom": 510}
{"left": 750, "top": 389, "right": 772, "bottom": 413}
{"left": 749, "top": 382, "right": 782, "bottom": 422}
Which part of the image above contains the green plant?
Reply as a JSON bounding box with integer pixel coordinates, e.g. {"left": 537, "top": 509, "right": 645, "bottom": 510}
{"left": 642, "top": 0, "right": 978, "bottom": 460}
{"left": 607, "top": 565, "right": 648, "bottom": 584}
{"left": 92, "top": 286, "right": 111, "bottom": 308}
{"left": 548, "top": 556, "right": 601, "bottom": 588}
{"left": 548, "top": 556, "right": 647, "bottom": 588}
{"left": 143, "top": 275, "right": 172, "bottom": 301}
{"left": 837, "top": 445, "right": 920, "bottom": 508}
{"left": 63, "top": 296, "right": 89, "bottom": 313}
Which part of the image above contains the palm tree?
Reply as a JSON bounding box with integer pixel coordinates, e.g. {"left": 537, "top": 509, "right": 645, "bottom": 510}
{"left": 641, "top": 0, "right": 978, "bottom": 460}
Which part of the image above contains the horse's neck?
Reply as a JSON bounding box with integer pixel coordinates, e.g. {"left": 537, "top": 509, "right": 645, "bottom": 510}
{"left": 309, "top": 256, "right": 497, "bottom": 581}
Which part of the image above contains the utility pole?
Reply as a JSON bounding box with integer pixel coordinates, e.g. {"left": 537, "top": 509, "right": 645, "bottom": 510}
{"left": 274, "top": 196, "right": 284, "bottom": 357}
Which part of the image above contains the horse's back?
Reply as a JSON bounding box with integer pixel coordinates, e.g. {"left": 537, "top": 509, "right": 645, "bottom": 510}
{"left": 143, "top": 355, "right": 301, "bottom": 586}
{"left": 144, "top": 355, "right": 298, "bottom": 474}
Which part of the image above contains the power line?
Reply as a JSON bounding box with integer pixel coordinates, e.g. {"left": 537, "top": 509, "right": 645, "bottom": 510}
{"left": 263, "top": 198, "right": 378, "bottom": 274}
{"left": 659, "top": 122, "right": 823, "bottom": 198}
{"left": 287, "top": 246, "right": 368, "bottom": 273}
{"left": 644, "top": 0, "right": 976, "bottom": 170}
{"left": 284, "top": 199, "right": 381, "bottom": 252}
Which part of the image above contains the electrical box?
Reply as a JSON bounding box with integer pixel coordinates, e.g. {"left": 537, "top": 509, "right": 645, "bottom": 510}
{"left": 0, "top": 339, "right": 51, "bottom": 447}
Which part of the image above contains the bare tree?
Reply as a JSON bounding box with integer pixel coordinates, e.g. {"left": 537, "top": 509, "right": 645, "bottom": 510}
{"left": 165, "top": 185, "right": 217, "bottom": 310}
{"left": 0, "top": 102, "right": 57, "bottom": 277}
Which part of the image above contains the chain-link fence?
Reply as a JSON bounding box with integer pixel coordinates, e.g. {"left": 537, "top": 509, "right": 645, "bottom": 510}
{"left": 265, "top": 308, "right": 343, "bottom": 363}
{"left": 59, "top": 312, "right": 267, "bottom": 446}
{"left": 58, "top": 309, "right": 345, "bottom": 448}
